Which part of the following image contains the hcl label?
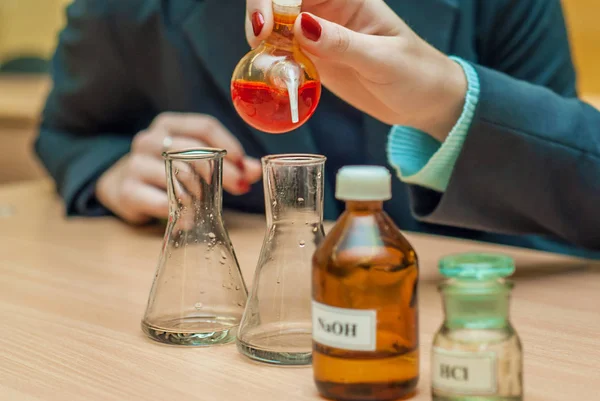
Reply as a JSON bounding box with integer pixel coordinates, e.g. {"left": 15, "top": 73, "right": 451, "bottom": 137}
{"left": 432, "top": 348, "right": 497, "bottom": 394}
{"left": 312, "top": 301, "right": 376, "bottom": 351}
{"left": 440, "top": 364, "right": 469, "bottom": 381}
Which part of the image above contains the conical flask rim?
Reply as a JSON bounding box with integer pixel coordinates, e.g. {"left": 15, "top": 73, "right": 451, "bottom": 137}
{"left": 262, "top": 153, "right": 326, "bottom": 166}
{"left": 163, "top": 148, "right": 227, "bottom": 161}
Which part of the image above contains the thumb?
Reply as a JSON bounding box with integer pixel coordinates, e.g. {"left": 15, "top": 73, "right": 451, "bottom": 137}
{"left": 294, "top": 13, "right": 379, "bottom": 70}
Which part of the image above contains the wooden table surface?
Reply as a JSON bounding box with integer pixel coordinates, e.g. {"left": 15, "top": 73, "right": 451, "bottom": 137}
{"left": 0, "top": 75, "right": 50, "bottom": 124}
{"left": 1, "top": 180, "right": 599, "bottom": 401}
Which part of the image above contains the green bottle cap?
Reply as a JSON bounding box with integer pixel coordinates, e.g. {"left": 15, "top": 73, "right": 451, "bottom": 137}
{"left": 439, "top": 253, "right": 515, "bottom": 280}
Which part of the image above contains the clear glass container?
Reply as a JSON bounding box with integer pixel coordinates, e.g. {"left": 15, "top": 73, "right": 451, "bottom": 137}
{"left": 312, "top": 166, "right": 419, "bottom": 401}
{"left": 237, "top": 154, "right": 326, "bottom": 365}
{"left": 231, "top": 0, "right": 321, "bottom": 134}
{"left": 432, "top": 253, "right": 523, "bottom": 401}
{"left": 141, "top": 149, "right": 248, "bottom": 346}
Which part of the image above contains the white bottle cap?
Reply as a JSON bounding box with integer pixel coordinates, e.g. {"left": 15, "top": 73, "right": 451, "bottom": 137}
{"left": 335, "top": 166, "right": 392, "bottom": 201}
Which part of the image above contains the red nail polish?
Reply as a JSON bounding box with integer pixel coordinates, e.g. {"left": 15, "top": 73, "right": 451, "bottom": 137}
{"left": 301, "top": 13, "right": 322, "bottom": 42}
{"left": 251, "top": 11, "right": 265, "bottom": 37}
{"left": 238, "top": 179, "right": 251, "bottom": 193}
{"left": 236, "top": 159, "right": 246, "bottom": 173}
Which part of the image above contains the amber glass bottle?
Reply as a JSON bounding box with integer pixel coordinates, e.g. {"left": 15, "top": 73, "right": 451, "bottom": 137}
{"left": 312, "top": 166, "right": 419, "bottom": 401}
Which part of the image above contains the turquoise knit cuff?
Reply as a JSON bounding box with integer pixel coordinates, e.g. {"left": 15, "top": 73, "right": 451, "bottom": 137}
{"left": 387, "top": 57, "right": 481, "bottom": 193}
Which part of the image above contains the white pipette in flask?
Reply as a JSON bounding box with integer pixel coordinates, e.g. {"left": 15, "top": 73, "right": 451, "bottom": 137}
{"left": 269, "top": 61, "right": 301, "bottom": 124}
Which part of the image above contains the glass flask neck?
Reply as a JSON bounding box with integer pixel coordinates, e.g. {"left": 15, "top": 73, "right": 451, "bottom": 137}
{"left": 264, "top": 4, "right": 300, "bottom": 50}
{"left": 441, "top": 282, "right": 512, "bottom": 330}
{"left": 345, "top": 201, "right": 384, "bottom": 213}
{"left": 165, "top": 155, "right": 223, "bottom": 219}
{"left": 263, "top": 156, "right": 325, "bottom": 227}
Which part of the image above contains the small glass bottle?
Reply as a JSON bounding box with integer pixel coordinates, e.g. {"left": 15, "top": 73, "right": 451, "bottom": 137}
{"left": 141, "top": 149, "right": 248, "bottom": 346}
{"left": 312, "top": 166, "right": 419, "bottom": 401}
{"left": 432, "top": 253, "right": 523, "bottom": 401}
{"left": 237, "top": 154, "right": 326, "bottom": 365}
{"left": 231, "top": 0, "right": 321, "bottom": 134}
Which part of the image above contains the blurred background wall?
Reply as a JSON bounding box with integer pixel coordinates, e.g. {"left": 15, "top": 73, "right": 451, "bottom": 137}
{"left": 0, "top": 0, "right": 598, "bottom": 185}
{"left": 0, "top": 0, "right": 65, "bottom": 184}
{"left": 563, "top": 0, "right": 600, "bottom": 94}
{"left": 0, "top": 0, "right": 70, "bottom": 65}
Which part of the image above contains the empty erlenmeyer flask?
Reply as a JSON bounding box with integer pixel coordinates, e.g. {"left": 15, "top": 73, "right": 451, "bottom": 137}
{"left": 237, "top": 154, "right": 326, "bottom": 365}
{"left": 142, "top": 148, "right": 248, "bottom": 346}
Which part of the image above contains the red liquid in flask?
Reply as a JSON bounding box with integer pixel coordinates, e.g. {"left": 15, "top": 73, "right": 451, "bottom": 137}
{"left": 232, "top": 80, "right": 321, "bottom": 134}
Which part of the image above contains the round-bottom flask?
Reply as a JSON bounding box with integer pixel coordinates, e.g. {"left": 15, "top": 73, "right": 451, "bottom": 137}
{"left": 231, "top": 0, "right": 321, "bottom": 134}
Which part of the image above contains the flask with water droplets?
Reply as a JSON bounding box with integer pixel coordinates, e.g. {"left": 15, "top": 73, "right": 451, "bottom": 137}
{"left": 141, "top": 149, "right": 248, "bottom": 346}
{"left": 237, "top": 154, "right": 326, "bottom": 364}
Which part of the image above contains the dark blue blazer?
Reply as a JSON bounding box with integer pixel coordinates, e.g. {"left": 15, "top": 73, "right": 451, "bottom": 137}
{"left": 35, "top": 0, "right": 600, "bottom": 258}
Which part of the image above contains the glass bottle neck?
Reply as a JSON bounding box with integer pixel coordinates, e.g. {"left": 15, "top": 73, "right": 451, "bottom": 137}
{"left": 345, "top": 201, "right": 384, "bottom": 213}
{"left": 265, "top": 6, "right": 300, "bottom": 49}
{"left": 442, "top": 291, "right": 511, "bottom": 330}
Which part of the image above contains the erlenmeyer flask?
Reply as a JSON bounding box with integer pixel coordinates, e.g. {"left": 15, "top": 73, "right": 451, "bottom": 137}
{"left": 237, "top": 154, "right": 326, "bottom": 365}
{"left": 142, "top": 148, "right": 248, "bottom": 346}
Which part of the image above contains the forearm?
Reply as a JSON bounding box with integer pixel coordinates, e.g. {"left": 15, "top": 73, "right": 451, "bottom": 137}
{"left": 34, "top": 0, "right": 144, "bottom": 216}
{"left": 407, "top": 64, "right": 600, "bottom": 250}
{"left": 403, "top": 46, "right": 469, "bottom": 143}
{"left": 35, "top": 127, "right": 131, "bottom": 215}
{"left": 388, "top": 57, "right": 479, "bottom": 192}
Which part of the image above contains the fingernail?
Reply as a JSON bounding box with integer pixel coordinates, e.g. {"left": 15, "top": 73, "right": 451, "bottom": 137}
{"left": 236, "top": 159, "right": 246, "bottom": 173}
{"left": 238, "top": 179, "right": 251, "bottom": 193}
{"left": 251, "top": 11, "right": 265, "bottom": 37}
{"left": 301, "top": 13, "right": 322, "bottom": 42}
